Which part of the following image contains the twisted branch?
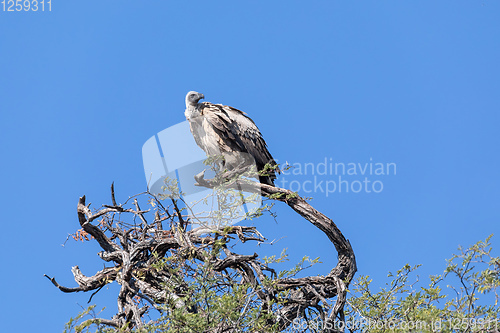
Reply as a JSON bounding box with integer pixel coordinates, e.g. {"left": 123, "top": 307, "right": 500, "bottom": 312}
{"left": 46, "top": 179, "right": 356, "bottom": 332}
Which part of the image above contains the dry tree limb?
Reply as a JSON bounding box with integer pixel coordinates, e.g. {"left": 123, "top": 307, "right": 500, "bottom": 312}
{"left": 44, "top": 266, "right": 118, "bottom": 293}
{"left": 47, "top": 178, "right": 356, "bottom": 332}
{"left": 195, "top": 173, "right": 357, "bottom": 331}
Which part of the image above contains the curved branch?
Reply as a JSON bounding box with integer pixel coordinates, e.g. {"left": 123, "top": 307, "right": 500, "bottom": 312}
{"left": 195, "top": 174, "right": 357, "bottom": 329}
{"left": 49, "top": 181, "right": 356, "bottom": 331}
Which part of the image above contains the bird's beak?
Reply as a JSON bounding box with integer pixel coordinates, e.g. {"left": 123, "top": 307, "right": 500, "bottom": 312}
{"left": 199, "top": 93, "right": 205, "bottom": 100}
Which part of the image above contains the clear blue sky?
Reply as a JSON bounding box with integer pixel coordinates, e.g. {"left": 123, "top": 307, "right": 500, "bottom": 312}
{"left": 1, "top": 1, "right": 499, "bottom": 331}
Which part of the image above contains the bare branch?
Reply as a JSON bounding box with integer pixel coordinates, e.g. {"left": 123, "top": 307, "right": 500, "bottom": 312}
{"left": 48, "top": 181, "right": 356, "bottom": 331}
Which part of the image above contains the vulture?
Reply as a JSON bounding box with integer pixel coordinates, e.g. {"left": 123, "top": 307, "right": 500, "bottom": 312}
{"left": 184, "top": 91, "right": 279, "bottom": 186}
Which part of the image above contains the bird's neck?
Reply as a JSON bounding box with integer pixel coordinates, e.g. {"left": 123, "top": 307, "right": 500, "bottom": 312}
{"left": 185, "top": 103, "right": 201, "bottom": 120}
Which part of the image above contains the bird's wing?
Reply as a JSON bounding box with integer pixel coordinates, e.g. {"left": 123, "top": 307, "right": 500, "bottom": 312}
{"left": 199, "top": 102, "right": 278, "bottom": 172}
{"left": 198, "top": 103, "right": 245, "bottom": 153}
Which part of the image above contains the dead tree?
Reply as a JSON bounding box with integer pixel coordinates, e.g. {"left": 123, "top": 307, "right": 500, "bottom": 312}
{"left": 46, "top": 179, "right": 356, "bottom": 332}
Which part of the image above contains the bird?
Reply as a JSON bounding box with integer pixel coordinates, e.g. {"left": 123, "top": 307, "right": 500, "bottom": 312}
{"left": 184, "top": 91, "right": 279, "bottom": 186}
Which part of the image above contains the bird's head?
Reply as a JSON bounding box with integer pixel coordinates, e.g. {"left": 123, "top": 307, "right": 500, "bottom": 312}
{"left": 185, "top": 91, "right": 205, "bottom": 107}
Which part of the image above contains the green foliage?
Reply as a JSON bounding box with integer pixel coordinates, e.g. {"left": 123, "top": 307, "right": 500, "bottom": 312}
{"left": 64, "top": 305, "right": 115, "bottom": 333}
{"left": 64, "top": 306, "right": 95, "bottom": 333}
{"left": 345, "top": 235, "right": 499, "bottom": 332}
{"left": 142, "top": 244, "right": 319, "bottom": 332}
{"left": 142, "top": 250, "right": 280, "bottom": 332}
{"left": 262, "top": 249, "right": 321, "bottom": 280}
{"left": 159, "top": 177, "right": 182, "bottom": 200}
{"left": 259, "top": 162, "right": 280, "bottom": 178}
{"left": 65, "top": 236, "right": 499, "bottom": 332}
{"left": 63, "top": 171, "right": 499, "bottom": 333}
